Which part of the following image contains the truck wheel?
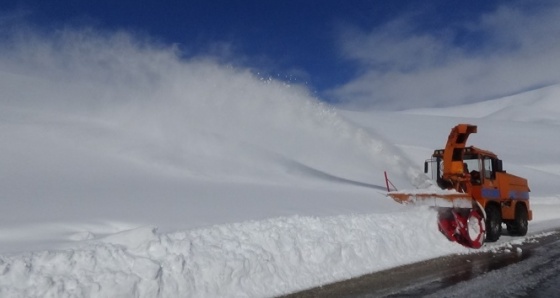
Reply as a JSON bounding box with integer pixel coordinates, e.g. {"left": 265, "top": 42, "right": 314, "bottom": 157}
{"left": 466, "top": 209, "right": 485, "bottom": 248}
{"left": 485, "top": 204, "right": 502, "bottom": 242}
{"left": 509, "top": 204, "right": 528, "bottom": 236}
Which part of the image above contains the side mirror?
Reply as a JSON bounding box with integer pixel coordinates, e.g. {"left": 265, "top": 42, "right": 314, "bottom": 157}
{"left": 424, "top": 161, "right": 429, "bottom": 173}
{"left": 493, "top": 159, "right": 503, "bottom": 172}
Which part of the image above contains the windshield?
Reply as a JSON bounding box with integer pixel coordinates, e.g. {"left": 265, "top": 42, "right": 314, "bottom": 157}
{"left": 463, "top": 156, "right": 481, "bottom": 173}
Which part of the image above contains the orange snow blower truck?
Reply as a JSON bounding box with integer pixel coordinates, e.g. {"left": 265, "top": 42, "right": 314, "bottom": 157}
{"left": 389, "top": 124, "right": 532, "bottom": 248}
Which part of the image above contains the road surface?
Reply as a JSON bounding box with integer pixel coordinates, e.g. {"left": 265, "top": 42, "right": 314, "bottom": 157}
{"left": 284, "top": 230, "right": 560, "bottom": 297}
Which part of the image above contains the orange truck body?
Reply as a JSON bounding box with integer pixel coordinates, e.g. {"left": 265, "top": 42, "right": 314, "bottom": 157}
{"left": 432, "top": 124, "right": 532, "bottom": 223}
{"left": 389, "top": 124, "right": 532, "bottom": 246}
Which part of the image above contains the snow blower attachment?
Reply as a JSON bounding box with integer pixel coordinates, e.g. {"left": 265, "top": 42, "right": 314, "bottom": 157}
{"left": 388, "top": 124, "right": 532, "bottom": 249}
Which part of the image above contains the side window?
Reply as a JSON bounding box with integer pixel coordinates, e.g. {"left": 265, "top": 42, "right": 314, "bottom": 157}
{"left": 484, "top": 157, "right": 493, "bottom": 179}
{"left": 465, "top": 157, "right": 482, "bottom": 185}
{"left": 464, "top": 159, "right": 479, "bottom": 173}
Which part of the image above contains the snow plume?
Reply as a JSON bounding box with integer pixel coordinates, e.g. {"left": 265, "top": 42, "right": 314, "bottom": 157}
{"left": 0, "top": 27, "right": 441, "bottom": 296}
{"left": 0, "top": 210, "right": 466, "bottom": 297}
{"left": 0, "top": 26, "right": 423, "bottom": 188}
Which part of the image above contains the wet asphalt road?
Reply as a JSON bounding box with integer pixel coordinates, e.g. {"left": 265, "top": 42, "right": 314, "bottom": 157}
{"left": 283, "top": 230, "right": 560, "bottom": 298}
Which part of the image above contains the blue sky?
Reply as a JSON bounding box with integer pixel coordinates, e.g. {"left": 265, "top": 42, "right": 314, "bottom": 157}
{"left": 2, "top": 0, "right": 560, "bottom": 109}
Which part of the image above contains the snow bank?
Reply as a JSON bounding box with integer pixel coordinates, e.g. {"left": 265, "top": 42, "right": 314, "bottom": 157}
{"left": 0, "top": 209, "right": 466, "bottom": 297}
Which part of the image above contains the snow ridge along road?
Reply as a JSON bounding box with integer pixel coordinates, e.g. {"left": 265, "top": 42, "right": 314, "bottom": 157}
{"left": 1, "top": 210, "right": 466, "bottom": 297}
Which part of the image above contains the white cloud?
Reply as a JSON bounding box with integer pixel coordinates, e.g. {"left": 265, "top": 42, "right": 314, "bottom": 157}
{"left": 331, "top": 1, "right": 560, "bottom": 110}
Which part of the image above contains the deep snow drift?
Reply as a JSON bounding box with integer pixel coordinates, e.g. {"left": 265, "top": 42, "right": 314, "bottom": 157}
{"left": 1, "top": 30, "right": 560, "bottom": 297}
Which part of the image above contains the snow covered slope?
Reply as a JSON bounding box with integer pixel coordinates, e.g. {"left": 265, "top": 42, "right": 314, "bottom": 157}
{"left": 404, "top": 84, "right": 560, "bottom": 125}
{"left": 1, "top": 30, "right": 560, "bottom": 297}
{"left": 0, "top": 30, "right": 426, "bottom": 249}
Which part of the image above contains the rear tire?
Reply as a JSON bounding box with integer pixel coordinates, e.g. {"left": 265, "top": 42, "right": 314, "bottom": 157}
{"left": 485, "top": 204, "right": 502, "bottom": 242}
{"left": 508, "top": 204, "right": 528, "bottom": 236}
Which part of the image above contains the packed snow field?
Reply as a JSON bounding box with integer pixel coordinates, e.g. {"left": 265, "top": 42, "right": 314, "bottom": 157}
{"left": 1, "top": 31, "right": 560, "bottom": 297}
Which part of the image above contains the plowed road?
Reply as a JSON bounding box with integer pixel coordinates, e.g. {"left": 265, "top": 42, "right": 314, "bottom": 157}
{"left": 285, "top": 230, "right": 560, "bottom": 297}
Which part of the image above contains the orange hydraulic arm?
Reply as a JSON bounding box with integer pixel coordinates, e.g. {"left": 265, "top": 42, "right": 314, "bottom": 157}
{"left": 442, "top": 124, "right": 477, "bottom": 183}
